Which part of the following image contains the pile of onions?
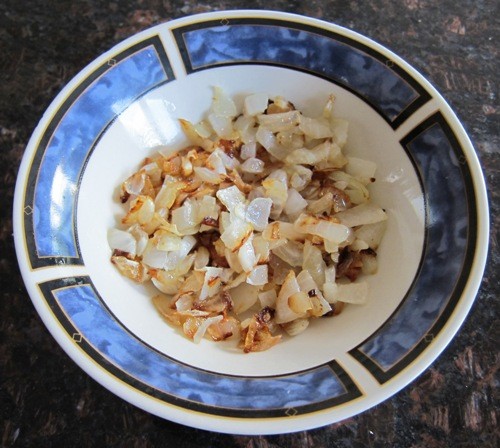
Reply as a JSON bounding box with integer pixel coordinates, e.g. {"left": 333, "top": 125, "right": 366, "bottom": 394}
{"left": 108, "top": 89, "right": 387, "bottom": 352}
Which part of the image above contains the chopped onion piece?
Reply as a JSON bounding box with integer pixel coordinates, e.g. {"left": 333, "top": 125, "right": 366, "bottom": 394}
{"left": 257, "top": 110, "right": 301, "bottom": 133}
{"left": 246, "top": 264, "right": 268, "bottom": 286}
{"left": 240, "top": 142, "right": 257, "bottom": 159}
{"left": 272, "top": 240, "right": 304, "bottom": 267}
{"left": 199, "top": 267, "right": 224, "bottom": 301}
{"left": 220, "top": 218, "right": 253, "bottom": 251}
{"left": 284, "top": 188, "right": 308, "bottom": 218}
{"left": 241, "top": 157, "right": 265, "bottom": 173}
{"left": 211, "top": 86, "right": 237, "bottom": 117}
{"left": 302, "top": 241, "right": 326, "bottom": 287}
{"left": 245, "top": 197, "right": 272, "bottom": 231}
{"left": 244, "top": 93, "right": 269, "bottom": 116}
{"left": 206, "top": 151, "right": 227, "bottom": 175}
{"left": 193, "top": 315, "right": 224, "bottom": 344}
{"left": 230, "top": 282, "right": 260, "bottom": 314}
{"left": 299, "top": 116, "right": 333, "bottom": 139}
{"left": 335, "top": 281, "right": 369, "bottom": 305}
{"left": 295, "top": 213, "right": 351, "bottom": 244}
{"left": 256, "top": 126, "right": 289, "bottom": 160}
{"left": 275, "top": 271, "right": 303, "bottom": 324}
{"left": 108, "top": 228, "right": 137, "bottom": 256}
{"left": 194, "top": 247, "right": 210, "bottom": 270}
{"left": 354, "top": 221, "right": 387, "bottom": 250}
{"left": 282, "top": 318, "right": 310, "bottom": 336}
{"left": 208, "top": 113, "right": 234, "bottom": 139}
{"left": 238, "top": 235, "right": 257, "bottom": 272}
{"left": 216, "top": 185, "right": 246, "bottom": 213}
{"left": 335, "top": 203, "right": 388, "bottom": 228}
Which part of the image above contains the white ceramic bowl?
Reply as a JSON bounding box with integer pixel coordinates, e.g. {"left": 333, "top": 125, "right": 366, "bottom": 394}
{"left": 13, "top": 10, "right": 489, "bottom": 434}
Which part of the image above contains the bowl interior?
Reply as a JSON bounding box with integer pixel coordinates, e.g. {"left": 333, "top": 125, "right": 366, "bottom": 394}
{"left": 78, "top": 65, "right": 425, "bottom": 376}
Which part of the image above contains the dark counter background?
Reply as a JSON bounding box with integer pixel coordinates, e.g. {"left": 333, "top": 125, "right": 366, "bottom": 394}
{"left": 0, "top": 1, "right": 498, "bottom": 447}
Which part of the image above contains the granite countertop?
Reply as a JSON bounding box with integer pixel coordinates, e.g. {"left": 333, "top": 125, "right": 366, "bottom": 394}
{"left": 0, "top": 0, "right": 498, "bottom": 446}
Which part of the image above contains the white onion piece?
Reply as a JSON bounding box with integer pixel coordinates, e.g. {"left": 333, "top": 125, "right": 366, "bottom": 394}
{"left": 289, "top": 165, "right": 312, "bottom": 191}
{"left": 299, "top": 116, "right": 333, "bottom": 139}
{"left": 240, "top": 142, "right": 257, "bottom": 160}
{"left": 276, "top": 222, "right": 306, "bottom": 241}
{"left": 163, "top": 236, "right": 197, "bottom": 271}
{"left": 275, "top": 271, "right": 303, "bottom": 324}
{"left": 199, "top": 267, "right": 224, "bottom": 301}
{"left": 230, "top": 282, "right": 260, "bottom": 314}
{"left": 252, "top": 235, "right": 270, "bottom": 263}
{"left": 194, "top": 120, "right": 213, "bottom": 138}
{"left": 107, "top": 228, "right": 137, "bottom": 256}
{"left": 155, "top": 231, "right": 182, "bottom": 252}
{"left": 238, "top": 235, "right": 257, "bottom": 273}
{"left": 244, "top": 93, "right": 269, "bottom": 116}
{"left": 214, "top": 148, "right": 240, "bottom": 170}
{"left": 246, "top": 264, "right": 268, "bottom": 286}
{"left": 234, "top": 115, "right": 256, "bottom": 144}
{"left": 322, "top": 282, "right": 338, "bottom": 303}
{"left": 285, "top": 141, "right": 330, "bottom": 165}
{"left": 262, "top": 177, "right": 288, "bottom": 219}
{"left": 334, "top": 281, "right": 369, "bottom": 304}
{"left": 269, "top": 255, "right": 293, "bottom": 285}
{"left": 211, "top": 86, "right": 237, "bottom": 117}
{"left": 197, "top": 195, "right": 220, "bottom": 223}
{"left": 155, "top": 180, "right": 182, "bottom": 210}
{"left": 128, "top": 224, "right": 148, "bottom": 256}
{"left": 111, "top": 256, "right": 149, "bottom": 282}
{"left": 257, "top": 110, "right": 301, "bottom": 133}
{"left": 302, "top": 241, "right": 326, "bottom": 287}
{"left": 307, "top": 192, "right": 334, "bottom": 215}
{"left": 170, "top": 200, "right": 199, "bottom": 234}
{"left": 272, "top": 240, "right": 304, "bottom": 267}
{"left": 245, "top": 197, "right": 272, "bottom": 231}
{"left": 225, "top": 248, "right": 244, "bottom": 273}
{"left": 142, "top": 242, "right": 169, "bottom": 269}
{"left": 193, "top": 315, "right": 224, "bottom": 344}
{"left": 208, "top": 113, "right": 233, "bottom": 139}
{"left": 361, "top": 251, "right": 378, "bottom": 275}
{"left": 175, "top": 293, "right": 194, "bottom": 312}
{"left": 220, "top": 218, "right": 252, "bottom": 251}
{"left": 296, "top": 270, "right": 331, "bottom": 315}
{"left": 282, "top": 318, "right": 309, "bottom": 336}
{"left": 152, "top": 273, "right": 179, "bottom": 295}
{"left": 354, "top": 221, "right": 387, "bottom": 250}
{"left": 350, "top": 239, "right": 370, "bottom": 251}
{"left": 241, "top": 157, "right": 265, "bottom": 173}
{"left": 345, "top": 157, "right": 377, "bottom": 182}
{"left": 216, "top": 185, "right": 246, "bottom": 213}
{"left": 335, "top": 203, "right": 388, "bottom": 228}
{"left": 123, "top": 172, "right": 145, "bottom": 196}
{"left": 193, "top": 166, "right": 224, "bottom": 184}
{"left": 206, "top": 151, "right": 227, "bottom": 175}
{"left": 258, "top": 289, "right": 277, "bottom": 308}
{"left": 284, "top": 188, "right": 308, "bottom": 218}
{"left": 179, "top": 119, "right": 213, "bottom": 151}
{"left": 256, "top": 127, "right": 288, "bottom": 160}
{"left": 194, "top": 247, "right": 210, "bottom": 270}
{"left": 330, "top": 117, "right": 349, "bottom": 147}
{"left": 295, "top": 213, "right": 351, "bottom": 244}
{"left": 123, "top": 195, "right": 155, "bottom": 225}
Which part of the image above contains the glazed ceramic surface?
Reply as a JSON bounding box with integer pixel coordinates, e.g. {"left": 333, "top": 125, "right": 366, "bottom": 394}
{"left": 13, "top": 10, "right": 489, "bottom": 434}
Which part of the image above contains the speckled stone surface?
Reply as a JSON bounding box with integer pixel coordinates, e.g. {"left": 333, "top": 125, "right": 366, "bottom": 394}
{"left": 0, "top": 0, "right": 498, "bottom": 446}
